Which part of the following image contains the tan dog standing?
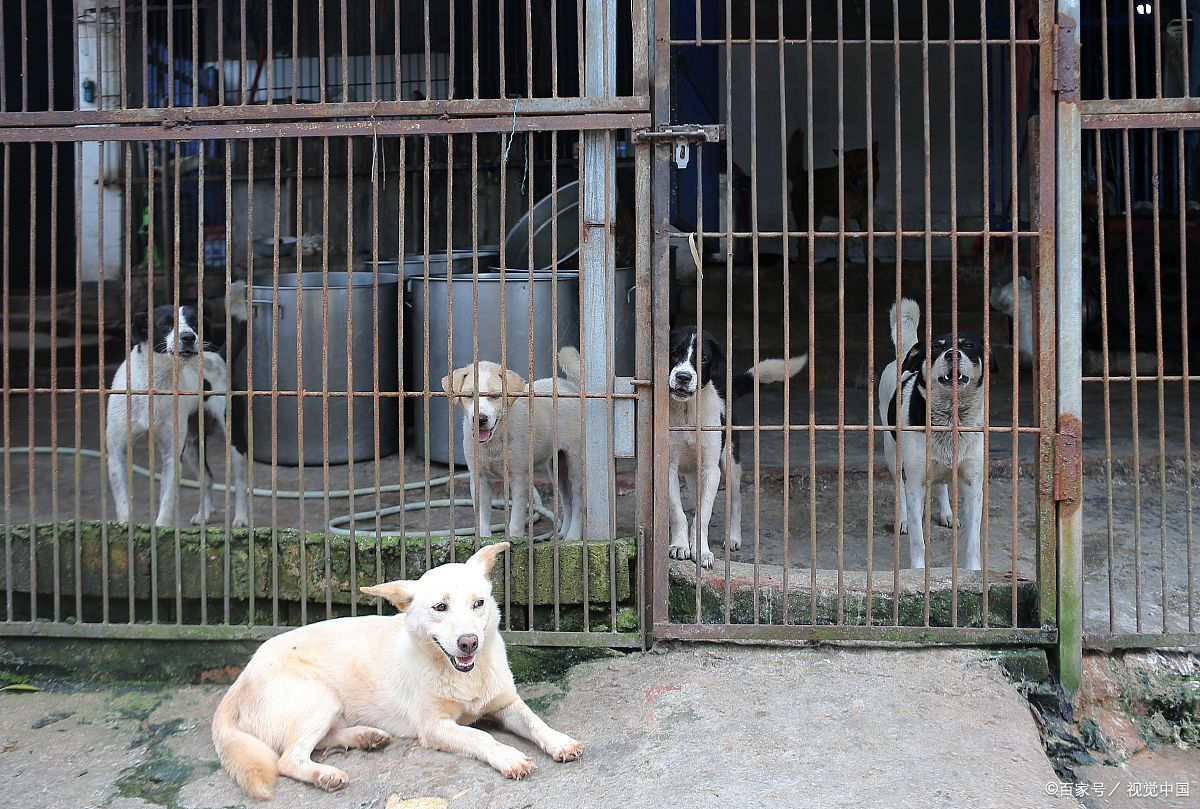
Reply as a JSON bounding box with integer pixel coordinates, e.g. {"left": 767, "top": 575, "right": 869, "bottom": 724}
{"left": 211, "top": 542, "right": 582, "bottom": 799}
{"left": 442, "top": 358, "right": 584, "bottom": 540}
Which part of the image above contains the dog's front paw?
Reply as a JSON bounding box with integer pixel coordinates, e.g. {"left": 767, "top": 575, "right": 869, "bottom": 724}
{"left": 698, "top": 549, "right": 714, "bottom": 568}
{"left": 933, "top": 511, "right": 954, "bottom": 528}
{"left": 725, "top": 531, "right": 742, "bottom": 552}
{"left": 190, "top": 509, "right": 212, "bottom": 526}
{"left": 546, "top": 736, "right": 583, "bottom": 763}
{"left": 490, "top": 745, "right": 536, "bottom": 779}
{"left": 231, "top": 514, "right": 248, "bottom": 528}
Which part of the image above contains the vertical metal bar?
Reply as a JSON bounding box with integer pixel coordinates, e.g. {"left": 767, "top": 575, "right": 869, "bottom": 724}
{"left": 1095, "top": 130, "right": 1117, "bottom": 632}
{"left": 222, "top": 137, "right": 233, "bottom": 625}
{"left": 49, "top": 138, "right": 61, "bottom": 624}
{"left": 1151, "top": 130, "right": 1169, "bottom": 633}
{"left": 1121, "top": 129, "right": 1143, "bottom": 632}
{"left": 634, "top": 133, "right": 651, "bottom": 644}
{"left": 268, "top": 137, "right": 282, "bottom": 627}
{"left": 921, "top": 0, "right": 934, "bottom": 626}
{"left": 396, "top": 134, "right": 407, "bottom": 580}
{"left": 948, "top": 0, "right": 961, "bottom": 626}
{"left": 979, "top": 0, "right": 992, "bottom": 628}
{"left": 346, "top": 137, "right": 357, "bottom": 614}
{"left": 1007, "top": 0, "right": 1020, "bottom": 626}
{"left": 806, "top": 0, "right": 817, "bottom": 627}
{"left": 649, "top": 0, "right": 670, "bottom": 633}
{"left": 196, "top": 134, "right": 208, "bottom": 626}
{"left": 863, "top": 0, "right": 875, "bottom": 624}
{"left": 1056, "top": 0, "right": 1084, "bottom": 694}
{"left": 81, "top": 134, "right": 94, "bottom": 623}
{"left": 144, "top": 141, "right": 157, "bottom": 625}
{"left": 322, "top": 135, "right": 334, "bottom": 615}
{"left": 295, "top": 136, "right": 308, "bottom": 624}
{"left": 26, "top": 143, "right": 37, "bottom": 621}
{"left": 1, "top": 142, "right": 9, "bottom": 623}
{"left": 1179, "top": 128, "right": 1195, "bottom": 634}
{"left": 890, "top": 0, "right": 903, "bottom": 625}
{"left": 749, "top": 0, "right": 762, "bottom": 624}
{"left": 1036, "top": 0, "right": 1059, "bottom": 632}
{"left": 834, "top": 0, "right": 847, "bottom": 625}
{"left": 580, "top": 0, "right": 617, "bottom": 542}
{"left": 716, "top": 0, "right": 731, "bottom": 622}
{"left": 369, "top": 129, "right": 381, "bottom": 622}
{"left": 244, "top": 138, "right": 257, "bottom": 625}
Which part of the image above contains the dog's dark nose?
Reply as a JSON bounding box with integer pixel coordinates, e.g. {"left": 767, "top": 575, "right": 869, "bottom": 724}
{"left": 457, "top": 634, "right": 479, "bottom": 655}
{"left": 477, "top": 414, "right": 488, "bottom": 426}
{"left": 180, "top": 333, "right": 196, "bottom": 347}
{"left": 674, "top": 369, "right": 693, "bottom": 383}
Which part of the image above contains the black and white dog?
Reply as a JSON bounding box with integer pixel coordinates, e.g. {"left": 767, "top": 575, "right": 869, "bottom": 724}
{"left": 666, "top": 327, "right": 807, "bottom": 567}
{"left": 106, "top": 287, "right": 250, "bottom": 528}
{"left": 878, "top": 299, "right": 987, "bottom": 571}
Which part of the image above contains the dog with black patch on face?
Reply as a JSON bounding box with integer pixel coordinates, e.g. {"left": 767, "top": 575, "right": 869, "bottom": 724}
{"left": 666, "top": 326, "right": 807, "bottom": 568}
{"left": 878, "top": 299, "right": 987, "bottom": 571}
{"left": 106, "top": 294, "right": 250, "bottom": 528}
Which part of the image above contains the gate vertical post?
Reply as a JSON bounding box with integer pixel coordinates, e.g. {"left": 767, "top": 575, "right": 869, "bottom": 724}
{"left": 1054, "top": 0, "right": 1084, "bottom": 694}
{"left": 581, "top": 0, "right": 618, "bottom": 541}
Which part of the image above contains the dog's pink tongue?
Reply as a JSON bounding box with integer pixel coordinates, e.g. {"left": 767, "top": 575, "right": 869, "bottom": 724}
{"left": 478, "top": 427, "right": 493, "bottom": 443}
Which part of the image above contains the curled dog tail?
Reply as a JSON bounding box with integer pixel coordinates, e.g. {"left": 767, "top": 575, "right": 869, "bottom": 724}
{"left": 211, "top": 684, "right": 278, "bottom": 800}
{"left": 558, "top": 346, "right": 581, "bottom": 387}
{"left": 889, "top": 298, "right": 921, "bottom": 357}
{"left": 731, "top": 354, "right": 808, "bottom": 400}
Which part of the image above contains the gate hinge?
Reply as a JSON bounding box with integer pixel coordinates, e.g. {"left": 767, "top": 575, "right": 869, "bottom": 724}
{"left": 1053, "top": 13, "right": 1080, "bottom": 102}
{"left": 1053, "top": 420, "right": 1083, "bottom": 503}
{"left": 632, "top": 124, "right": 724, "bottom": 144}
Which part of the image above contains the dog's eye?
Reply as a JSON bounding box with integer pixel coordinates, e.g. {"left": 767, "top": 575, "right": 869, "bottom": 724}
{"left": 432, "top": 602, "right": 447, "bottom": 612}
{"left": 473, "top": 598, "right": 485, "bottom": 609}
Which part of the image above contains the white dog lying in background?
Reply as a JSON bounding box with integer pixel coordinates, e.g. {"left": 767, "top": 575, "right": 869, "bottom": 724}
{"left": 212, "top": 542, "right": 582, "bottom": 798}
{"left": 442, "top": 353, "right": 584, "bottom": 540}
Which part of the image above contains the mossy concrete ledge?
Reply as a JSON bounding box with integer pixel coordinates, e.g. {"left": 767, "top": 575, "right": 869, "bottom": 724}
{"left": 7, "top": 522, "right": 636, "bottom": 608}
{"left": 668, "top": 559, "right": 1040, "bottom": 628}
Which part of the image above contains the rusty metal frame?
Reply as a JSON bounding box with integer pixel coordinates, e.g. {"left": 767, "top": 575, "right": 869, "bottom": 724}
{"left": 2, "top": 0, "right": 654, "bottom": 650}
{"left": 647, "top": 0, "right": 1063, "bottom": 647}
{"left": 1072, "top": 4, "right": 1200, "bottom": 657}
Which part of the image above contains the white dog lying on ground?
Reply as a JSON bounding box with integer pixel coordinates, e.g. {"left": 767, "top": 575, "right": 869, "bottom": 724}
{"left": 212, "top": 542, "right": 582, "bottom": 798}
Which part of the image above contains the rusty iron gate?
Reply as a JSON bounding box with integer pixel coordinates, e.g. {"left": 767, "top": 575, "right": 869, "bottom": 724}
{"left": 1061, "top": 0, "right": 1200, "bottom": 673}
{"left": 646, "top": 0, "right": 1066, "bottom": 650}
{"left": 5, "top": 0, "right": 1198, "bottom": 675}
{"left": 1, "top": 0, "right": 654, "bottom": 648}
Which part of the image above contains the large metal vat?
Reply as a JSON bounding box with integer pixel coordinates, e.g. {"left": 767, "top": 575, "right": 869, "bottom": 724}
{"left": 242, "top": 272, "right": 399, "bottom": 465}
{"left": 409, "top": 271, "right": 580, "bottom": 464}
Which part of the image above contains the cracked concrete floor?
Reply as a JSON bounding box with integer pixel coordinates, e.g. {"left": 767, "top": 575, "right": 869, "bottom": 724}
{"left": 0, "top": 646, "right": 1085, "bottom": 809}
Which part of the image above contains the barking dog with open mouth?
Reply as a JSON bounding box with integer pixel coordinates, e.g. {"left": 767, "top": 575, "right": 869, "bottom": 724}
{"left": 442, "top": 355, "right": 584, "bottom": 540}
{"left": 106, "top": 295, "right": 250, "bottom": 528}
{"left": 666, "top": 326, "right": 807, "bottom": 567}
{"left": 878, "top": 299, "right": 987, "bottom": 570}
{"left": 212, "top": 542, "right": 582, "bottom": 798}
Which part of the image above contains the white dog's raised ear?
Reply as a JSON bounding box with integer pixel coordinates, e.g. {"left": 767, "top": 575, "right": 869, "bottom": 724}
{"left": 502, "top": 370, "right": 527, "bottom": 405}
{"left": 360, "top": 581, "right": 414, "bottom": 611}
{"left": 467, "top": 541, "right": 510, "bottom": 573}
